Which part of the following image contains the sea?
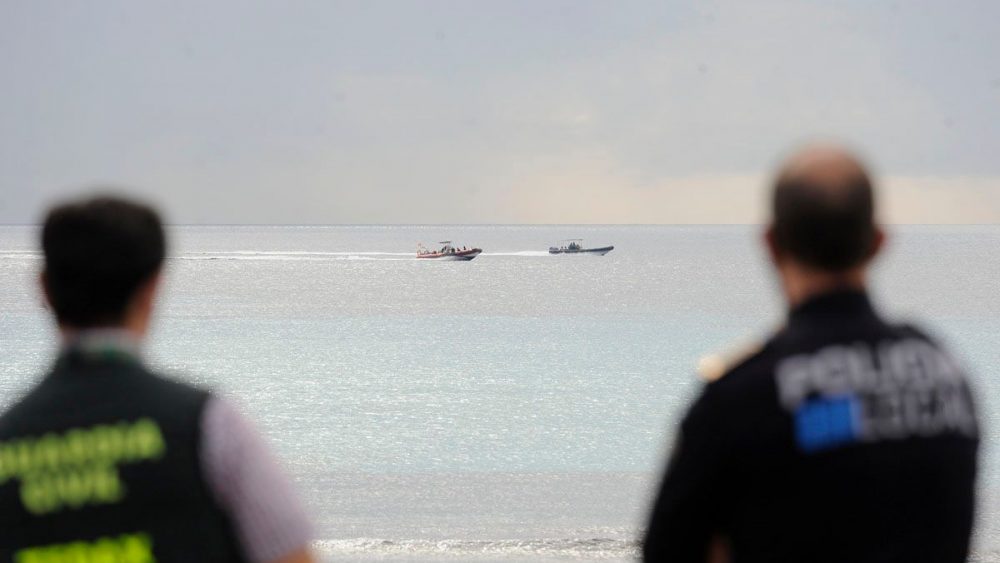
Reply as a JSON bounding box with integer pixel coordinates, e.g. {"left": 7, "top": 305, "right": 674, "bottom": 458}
{"left": 1, "top": 224, "right": 998, "bottom": 562}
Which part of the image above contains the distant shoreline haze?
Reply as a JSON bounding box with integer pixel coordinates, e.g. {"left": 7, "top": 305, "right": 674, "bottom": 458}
{"left": 4, "top": 173, "right": 1000, "bottom": 225}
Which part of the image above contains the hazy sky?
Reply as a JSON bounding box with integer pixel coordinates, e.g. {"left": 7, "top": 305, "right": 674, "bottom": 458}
{"left": 1, "top": 1, "right": 998, "bottom": 224}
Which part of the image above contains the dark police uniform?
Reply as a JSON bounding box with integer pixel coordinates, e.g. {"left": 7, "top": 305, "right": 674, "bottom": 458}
{"left": 644, "top": 290, "right": 979, "bottom": 563}
{"left": 0, "top": 347, "right": 245, "bottom": 563}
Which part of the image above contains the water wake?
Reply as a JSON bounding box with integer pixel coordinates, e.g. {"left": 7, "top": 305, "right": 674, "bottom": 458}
{"left": 2, "top": 249, "right": 559, "bottom": 262}
{"left": 175, "top": 251, "right": 415, "bottom": 261}
{"left": 311, "top": 540, "right": 1000, "bottom": 562}
{"left": 0, "top": 250, "right": 40, "bottom": 260}
{"left": 173, "top": 250, "right": 557, "bottom": 261}
{"left": 972, "top": 550, "right": 1000, "bottom": 563}
{"left": 313, "top": 537, "right": 638, "bottom": 559}
{"left": 483, "top": 251, "right": 551, "bottom": 257}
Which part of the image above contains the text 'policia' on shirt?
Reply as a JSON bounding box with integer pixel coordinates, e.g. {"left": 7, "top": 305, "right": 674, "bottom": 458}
{"left": 775, "top": 337, "right": 977, "bottom": 452}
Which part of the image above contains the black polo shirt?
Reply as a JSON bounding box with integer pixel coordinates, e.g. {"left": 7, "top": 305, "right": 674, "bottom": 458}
{"left": 644, "top": 290, "right": 979, "bottom": 563}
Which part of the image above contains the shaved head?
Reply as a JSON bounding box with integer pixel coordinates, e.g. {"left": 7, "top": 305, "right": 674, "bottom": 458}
{"left": 770, "top": 145, "right": 877, "bottom": 271}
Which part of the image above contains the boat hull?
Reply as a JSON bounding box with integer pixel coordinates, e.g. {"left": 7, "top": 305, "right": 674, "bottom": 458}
{"left": 548, "top": 246, "right": 614, "bottom": 256}
{"left": 417, "top": 249, "right": 482, "bottom": 261}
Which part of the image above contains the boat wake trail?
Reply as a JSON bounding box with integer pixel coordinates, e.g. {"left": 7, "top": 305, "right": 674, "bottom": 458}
{"left": 176, "top": 251, "right": 415, "bottom": 261}
{"left": 483, "top": 251, "right": 551, "bottom": 257}
{"left": 9, "top": 249, "right": 560, "bottom": 262}
{"left": 174, "top": 250, "right": 559, "bottom": 261}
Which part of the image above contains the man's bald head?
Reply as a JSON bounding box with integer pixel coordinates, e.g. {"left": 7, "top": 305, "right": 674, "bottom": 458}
{"left": 770, "top": 145, "right": 878, "bottom": 272}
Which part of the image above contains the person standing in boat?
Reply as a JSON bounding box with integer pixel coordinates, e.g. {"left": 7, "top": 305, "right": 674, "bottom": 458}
{"left": 0, "top": 196, "right": 316, "bottom": 563}
{"left": 643, "top": 145, "right": 979, "bottom": 562}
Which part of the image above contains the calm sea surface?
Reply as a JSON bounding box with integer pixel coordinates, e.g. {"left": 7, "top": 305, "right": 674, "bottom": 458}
{"left": 1, "top": 225, "right": 998, "bottom": 561}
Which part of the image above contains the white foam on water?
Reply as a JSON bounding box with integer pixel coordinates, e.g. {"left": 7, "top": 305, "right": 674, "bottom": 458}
{"left": 0, "top": 250, "right": 40, "bottom": 260}
{"left": 173, "top": 250, "right": 561, "bottom": 261}
{"left": 174, "top": 251, "right": 416, "bottom": 262}
{"left": 482, "top": 251, "right": 552, "bottom": 257}
{"left": 218, "top": 251, "right": 413, "bottom": 256}
{"left": 0, "top": 249, "right": 564, "bottom": 262}
{"left": 310, "top": 541, "right": 1000, "bottom": 563}
{"left": 313, "top": 537, "right": 638, "bottom": 560}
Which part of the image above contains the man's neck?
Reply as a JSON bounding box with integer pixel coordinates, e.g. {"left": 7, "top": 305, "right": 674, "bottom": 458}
{"left": 782, "top": 265, "right": 867, "bottom": 309}
{"left": 60, "top": 326, "right": 143, "bottom": 356}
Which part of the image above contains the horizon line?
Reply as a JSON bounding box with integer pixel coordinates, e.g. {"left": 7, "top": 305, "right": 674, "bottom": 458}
{"left": 2, "top": 222, "right": 1000, "bottom": 228}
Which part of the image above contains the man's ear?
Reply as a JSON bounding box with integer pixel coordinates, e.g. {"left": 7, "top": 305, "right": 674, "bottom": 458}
{"left": 125, "top": 271, "right": 162, "bottom": 337}
{"left": 764, "top": 225, "right": 781, "bottom": 265}
{"left": 134, "top": 272, "right": 162, "bottom": 313}
{"left": 868, "top": 226, "right": 886, "bottom": 260}
{"left": 39, "top": 271, "right": 52, "bottom": 311}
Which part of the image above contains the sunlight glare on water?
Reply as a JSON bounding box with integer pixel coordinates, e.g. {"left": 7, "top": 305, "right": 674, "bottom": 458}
{"left": 2, "top": 225, "right": 999, "bottom": 561}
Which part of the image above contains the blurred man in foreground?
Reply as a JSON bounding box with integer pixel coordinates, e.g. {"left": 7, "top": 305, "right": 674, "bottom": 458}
{"left": 644, "top": 146, "right": 979, "bottom": 562}
{"left": 0, "top": 197, "right": 315, "bottom": 563}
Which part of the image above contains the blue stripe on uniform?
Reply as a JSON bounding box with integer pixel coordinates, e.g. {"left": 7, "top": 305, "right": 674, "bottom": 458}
{"left": 794, "top": 394, "right": 861, "bottom": 453}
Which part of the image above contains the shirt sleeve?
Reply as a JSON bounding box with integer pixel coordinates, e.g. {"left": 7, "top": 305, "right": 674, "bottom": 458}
{"left": 643, "top": 385, "right": 730, "bottom": 563}
{"left": 200, "top": 396, "right": 314, "bottom": 563}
